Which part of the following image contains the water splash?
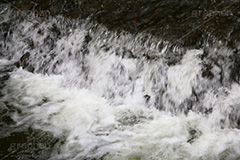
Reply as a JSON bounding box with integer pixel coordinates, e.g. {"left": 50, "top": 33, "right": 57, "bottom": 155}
{"left": 0, "top": 5, "right": 240, "bottom": 160}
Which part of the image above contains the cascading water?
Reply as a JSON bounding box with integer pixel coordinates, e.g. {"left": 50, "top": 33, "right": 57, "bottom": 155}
{"left": 0, "top": 1, "right": 240, "bottom": 160}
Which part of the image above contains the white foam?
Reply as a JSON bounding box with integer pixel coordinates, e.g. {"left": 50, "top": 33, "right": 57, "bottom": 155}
{"left": 165, "top": 50, "right": 202, "bottom": 106}
{"left": 2, "top": 68, "right": 240, "bottom": 159}
{"left": 1, "top": 12, "right": 240, "bottom": 159}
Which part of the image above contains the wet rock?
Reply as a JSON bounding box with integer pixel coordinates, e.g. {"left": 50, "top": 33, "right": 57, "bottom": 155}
{"left": 0, "top": 129, "right": 61, "bottom": 160}
{"left": 187, "top": 128, "right": 202, "bottom": 144}
{"left": 144, "top": 94, "right": 150, "bottom": 103}
{"left": 230, "top": 50, "right": 240, "bottom": 84}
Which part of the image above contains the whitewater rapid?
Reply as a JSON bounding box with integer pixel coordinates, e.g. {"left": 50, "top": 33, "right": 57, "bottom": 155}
{"left": 1, "top": 57, "right": 240, "bottom": 160}
{"left": 0, "top": 5, "right": 240, "bottom": 160}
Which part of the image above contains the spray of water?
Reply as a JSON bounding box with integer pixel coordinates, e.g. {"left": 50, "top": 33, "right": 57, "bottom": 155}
{"left": 0, "top": 5, "right": 240, "bottom": 160}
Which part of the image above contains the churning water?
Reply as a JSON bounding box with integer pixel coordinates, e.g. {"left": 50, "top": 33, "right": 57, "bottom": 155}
{"left": 0, "top": 2, "right": 240, "bottom": 160}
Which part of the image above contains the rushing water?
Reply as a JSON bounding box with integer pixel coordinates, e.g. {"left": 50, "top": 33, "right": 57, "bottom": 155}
{"left": 0, "top": 1, "right": 240, "bottom": 160}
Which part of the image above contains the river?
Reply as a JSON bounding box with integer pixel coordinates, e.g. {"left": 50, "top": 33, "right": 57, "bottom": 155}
{"left": 0, "top": 0, "right": 240, "bottom": 159}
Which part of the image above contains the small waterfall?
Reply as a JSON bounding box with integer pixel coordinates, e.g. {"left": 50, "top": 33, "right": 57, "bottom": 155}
{"left": 0, "top": 2, "right": 240, "bottom": 160}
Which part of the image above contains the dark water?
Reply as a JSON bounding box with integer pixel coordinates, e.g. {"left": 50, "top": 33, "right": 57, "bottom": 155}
{"left": 8, "top": 0, "right": 240, "bottom": 47}
{"left": 0, "top": 0, "right": 240, "bottom": 160}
